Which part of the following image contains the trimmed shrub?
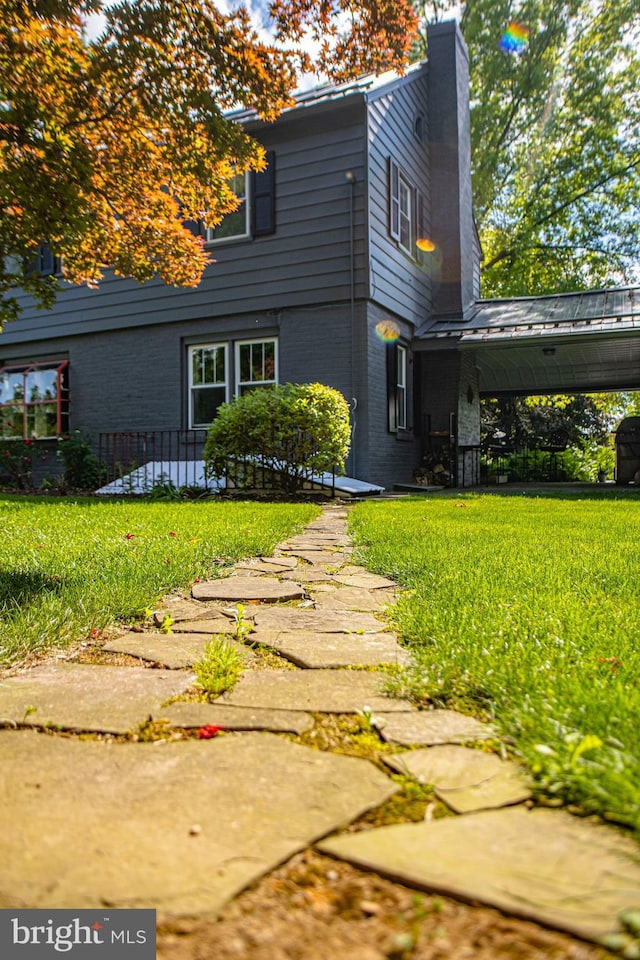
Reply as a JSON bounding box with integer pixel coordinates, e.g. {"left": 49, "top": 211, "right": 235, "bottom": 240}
{"left": 203, "top": 382, "right": 351, "bottom": 494}
{"left": 57, "top": 430, "right": 100, "bottom": 490}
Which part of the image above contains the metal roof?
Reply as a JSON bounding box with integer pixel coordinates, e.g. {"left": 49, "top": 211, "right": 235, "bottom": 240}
{"left": 226, "top": 62, "right": 426, "bottom": 123}
{"left": 416, "top": 287, "right": 640, "bottom": 344}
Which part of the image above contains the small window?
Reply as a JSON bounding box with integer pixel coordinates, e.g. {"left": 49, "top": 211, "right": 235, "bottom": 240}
{"left": 188, "top": 344, "right": 228, "bottom": 427}
{"left": 0, "top": 360, "right": 69, "bottom": 439}
{"left": 398, "top": 179, "right": 413, "bottom": 254}
{"left": 386, "top": 342, "right": 409, "bottom": 433}
{"left": 206, "top": 172, "right": 249, "bottom": 244}
{"left": 236, "top": 339, "right": 278, "bottom": 396}
{"left": 26, "top": 243, "right": 62, "bottom": 278}
{"left": 389, "top": 158, "right": 416, "bottom": 256}
{"left": 397, "top": 345, "right": 407, "bottom": 430}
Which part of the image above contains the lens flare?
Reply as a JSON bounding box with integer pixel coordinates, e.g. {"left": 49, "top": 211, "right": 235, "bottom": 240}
{"left": 500, "top": 21, "right": 530, "bottom": 54}
{"left": 375, "top": 319, "right": 400, "bottom": 343}
{"left": 416, "top": 237, "right": 436, "bottom": 252}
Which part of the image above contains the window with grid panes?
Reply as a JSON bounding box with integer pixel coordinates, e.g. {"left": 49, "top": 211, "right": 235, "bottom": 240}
{"left": 236, "top": 339, "right": 277, "bottom": 395}
{"left": 188, "top": 344, "right": 228, "bottom": 427}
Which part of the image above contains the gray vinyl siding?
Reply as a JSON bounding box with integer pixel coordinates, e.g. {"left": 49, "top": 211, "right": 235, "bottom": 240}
{"left": 366, "top": 68, "right": 432, "bottom": 328}
{"left": 2, "top": 101, "right": 368, "bottom": 346}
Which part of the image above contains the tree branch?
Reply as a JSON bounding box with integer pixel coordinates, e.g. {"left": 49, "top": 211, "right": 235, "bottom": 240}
{"left": 481, "top": 153, "right": 640, "bottom": 272}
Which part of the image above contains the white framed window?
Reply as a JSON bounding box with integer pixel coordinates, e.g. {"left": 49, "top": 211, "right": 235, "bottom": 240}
{"left": 188, "top": 344, "right": 228, "bottom": 428}
{"left": 205, "top": 172, "right": 250, "bottom": 244}
{"left": 389, "top": 158, "right": 417, "bottom": 257}
{"left": 397, "top": 345, "right": 407, "bottom": 430}
{"left": 235, "top": 339, "right": 278, "bottom": 396}
{"left": 398, "top": 177, "right": 413, "bottom": 254}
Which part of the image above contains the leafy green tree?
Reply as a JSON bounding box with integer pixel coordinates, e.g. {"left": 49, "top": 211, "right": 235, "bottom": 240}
{"left": 0, "top": 0, "right": 417, "bottom": 326}
{"left": 481, "top": 394, "right": 610, "bottom": 450}
{"left": 415, "top": 0, "right": 640, "bottom": 296}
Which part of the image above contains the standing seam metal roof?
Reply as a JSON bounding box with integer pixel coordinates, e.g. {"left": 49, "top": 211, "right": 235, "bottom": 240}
{"left": 415, "top": 288, "right": 640, "bottom": 343}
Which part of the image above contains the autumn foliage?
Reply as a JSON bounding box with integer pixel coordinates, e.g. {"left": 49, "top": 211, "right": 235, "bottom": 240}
{"left": 0, "top": 0, "right": 417, "bottom": 323}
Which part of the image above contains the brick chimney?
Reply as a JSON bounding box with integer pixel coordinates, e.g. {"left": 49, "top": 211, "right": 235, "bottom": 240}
{"left": 427, "top": 21, "right": 477, "bottom": 320}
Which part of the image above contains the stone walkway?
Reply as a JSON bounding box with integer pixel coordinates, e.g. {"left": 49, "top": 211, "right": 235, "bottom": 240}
{"left": 0, "top": 504, "right": 638, "bottom": 949}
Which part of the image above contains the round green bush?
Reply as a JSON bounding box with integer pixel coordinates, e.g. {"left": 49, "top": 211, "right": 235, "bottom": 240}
{"left": 203, "top": 382, "right": 351, "bottom": 494}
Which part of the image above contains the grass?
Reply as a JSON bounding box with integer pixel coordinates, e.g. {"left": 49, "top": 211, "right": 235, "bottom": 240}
{"left": 0, "top": 495, "right": 319, "bottom": 668}
{"left": 349, "top": 489, "right": 640, "bottom": 835}
{"left": 194, "top": 637, "right": 245, "bottom": 696}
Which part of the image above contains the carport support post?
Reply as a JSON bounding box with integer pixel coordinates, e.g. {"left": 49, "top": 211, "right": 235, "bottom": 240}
{"left": 420, "top": 348, "right": 481, "bottom": 487}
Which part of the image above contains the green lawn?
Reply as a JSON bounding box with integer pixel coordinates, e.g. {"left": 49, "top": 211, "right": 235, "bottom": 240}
{"left": 350, "top": 490, "right": 640, "bottom": 835}
{"left": 0, "top": 496, "right": 319, "bottom": 668}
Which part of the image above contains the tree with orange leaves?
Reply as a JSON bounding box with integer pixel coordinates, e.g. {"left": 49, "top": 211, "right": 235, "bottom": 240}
{"left": 0, "top": 0, "right": 417, "bottom": 325}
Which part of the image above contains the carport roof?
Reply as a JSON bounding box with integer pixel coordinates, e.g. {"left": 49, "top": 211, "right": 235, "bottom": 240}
{"left": 415, "top": 287, "right": 640, "bottom": 344}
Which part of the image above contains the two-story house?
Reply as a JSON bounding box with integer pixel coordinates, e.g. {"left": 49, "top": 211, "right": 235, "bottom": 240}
{"left": 0, "top": 21, "right": 483, "bottom": 490}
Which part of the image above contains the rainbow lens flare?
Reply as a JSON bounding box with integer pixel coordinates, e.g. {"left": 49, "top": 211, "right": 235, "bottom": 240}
{"left": 416, "top": 237, "right": 436, "bottom": 252}
{"left": 375, "top": 319, "right": 400, "bottom": 343}
{"left": 500, "top": 21, "right": 530, "bottom": 54}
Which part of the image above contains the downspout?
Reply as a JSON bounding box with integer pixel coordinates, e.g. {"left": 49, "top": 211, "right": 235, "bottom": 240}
{"left": 345, "top": 170, "right": 357, "bottom": 477}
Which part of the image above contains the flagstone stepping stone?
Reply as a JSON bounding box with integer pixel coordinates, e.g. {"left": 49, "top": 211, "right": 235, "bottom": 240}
{"left": 169, "top": 617, "right": 238, "bottom": 635}
{"left": 0, "top": 663, "right": 193, "bottom": 734}
{"left": 308, "top": 585, "right": 392, "bottom": 612}
{"left": 318, "top": 806, "right": 640, "bottom": 943}
{"left": 333, "top": 573, "right": 399, "bottom": 590}
{"left": 219, "top": 669, "right": 415, "bottom": 713}
{"left": 153, "top": 598, "right": 217, "bottom": 624}
{"left": 280, "top": 568, "right": 339, "bottom": 583}
{"left": 285, "top": 550, "right": 351, "bottom": 567}
{"left": 235, "top": 558, "right": 300, "bottom": 574}
{"left": 283, "top": 537, "right": 351, "bottom": 549}
{"left": 375, "top": 709, "right": 495, "bottom": 745}
{"left": 154, "top": 602, "right": 237, "bottom": 627}
{"left": 384, "top": 745, "right": 531, "bottom": 813}
{"left": 192, "top": 576, "right": 304, "bottom": 602}
{"left": 158, "top": 702, "right": 314, "bottom": 734}
{"left": 253, "top": 630, "right": 410, "bottom": 669}
{"left": 252, "top": 607, "right": 386, "bottom": 634}
{"left": 0, "top": 730, "right": 397, "bottom": 915}
{"left": 104, "top": 633, "right": 250, "bottom": 670}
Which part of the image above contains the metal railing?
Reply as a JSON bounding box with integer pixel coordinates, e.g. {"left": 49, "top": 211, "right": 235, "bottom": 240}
{"left": 97, "top": 429, "right": 209, "bottom": 491}
{"left": 96, "top": 429, "right": 337, "bottom": 496}
{"left": 482, "top": 444, "right": 570, "bottom": 483}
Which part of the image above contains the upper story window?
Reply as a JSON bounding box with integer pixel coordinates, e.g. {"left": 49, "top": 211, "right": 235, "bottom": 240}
{"left": 389, "top": 157, "right": 426, "bottom": 260}
{"left": 0, "top": 360, "right": 69, "bottom": 439}
{"left": 236, "top": 339, "right": 278, "bottom": 395}
{"left": 183, "top": 151, "right": 276, "bottom": 244}
{"left": 26, "top": 243, "right": 62, "bottom": 278}
{"left": 398, "top": 177, "right": 413, "bottom": 254}
{"left": 188, "top": 344, "right": 229, "bottom": 428}
{"left": 206, "top": 172, "right": 249, "bottom": 244}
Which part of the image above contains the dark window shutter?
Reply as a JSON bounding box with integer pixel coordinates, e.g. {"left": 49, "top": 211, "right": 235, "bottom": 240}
{"left": 39, "top": 243, "right": 55, "bottom": 276}
{"left": 251, "top": 150, "right": 276, "bottom": 237}
{"left": 389, "top": 158, "right": 400, "bottom": 241}
{"left": 386, "top": 342, "right": 398, "bottom": 432}
{"left": 183, "top": 217, "right": 205, "bottom": 238}
{"left": 26, "top": 243, "right": 57, "bottom": 277}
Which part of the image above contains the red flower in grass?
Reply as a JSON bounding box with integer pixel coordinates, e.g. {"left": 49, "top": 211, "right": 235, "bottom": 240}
{"left": 124, "top": 532, "right": 135, "bottom": 540}
{"left": 169, "top": 531, "right": 177, "bottom": 537}
{"left": 198, "top": 724, "right": 225, "bottom": 739}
